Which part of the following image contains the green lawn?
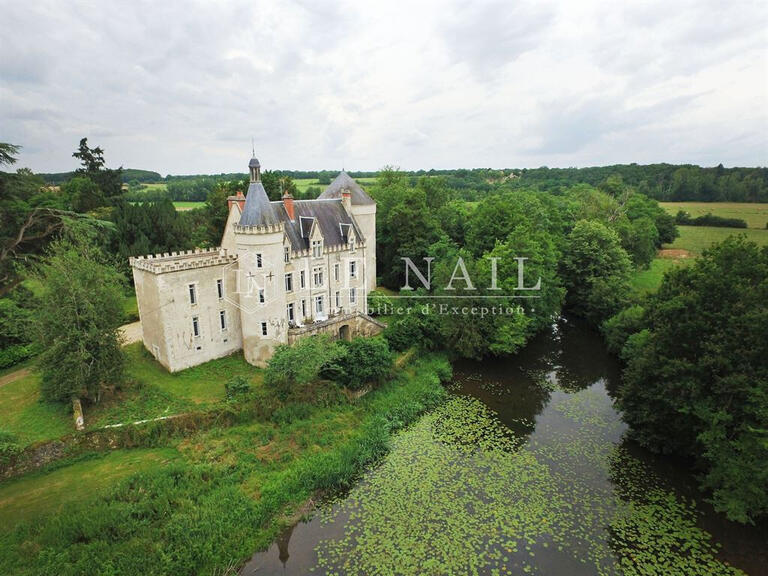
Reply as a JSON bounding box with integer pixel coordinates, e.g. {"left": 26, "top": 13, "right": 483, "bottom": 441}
{"left": 142, "top": 183, "right": 167, "bottom": 192}
{"left": 0, "top": 344, "right": 262, "bottom": 445}
{"left": 630, "top": 258, "right": 686, "bottom": 294}
{"left": 665, "top": 226, "right": 768, "bottom": 256}
{"left": 121, "top": 293, "right": 138, "bottom": 322}
{"left": 123, "top": 343, "right": 261, "bottom": 405}
{"left": 172, "top": 201, "right": 205, "bottom": 211}
{"left": 0, "top": 369, "right": 72, "bottom": 446}
{"left": 0, "top": 448, "right": 179, "bottom": 529}
{"left": 660, "top": 202, "right": 768, "bottom": 229}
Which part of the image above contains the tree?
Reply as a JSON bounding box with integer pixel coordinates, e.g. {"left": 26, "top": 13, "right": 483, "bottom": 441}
{"left": 34, "top": 237, "right": 125, "bottom": 403}
{"left": 264, "top": 335, "right": 345, "bottom": 400}
{"left": 618, "top": 236, "right": 768, "bottom": 523}
{"left": 72, "top": 137, "right": 123, "bottom": 198}
{"left": 0, "top": 142, "right": 21, "bottom": 166}
{"left": 62, "top": 176, "right": 104, "bottom": 213}
{"left": 334, "top": 337, "right": 392, "bottom": 390}
{"left": 560, "top": 220, "right": 633, "bottom": 325}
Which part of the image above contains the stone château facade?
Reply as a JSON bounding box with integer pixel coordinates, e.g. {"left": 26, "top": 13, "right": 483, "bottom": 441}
{"left": 130, "top": 157, "right": 383, "bottom": 372}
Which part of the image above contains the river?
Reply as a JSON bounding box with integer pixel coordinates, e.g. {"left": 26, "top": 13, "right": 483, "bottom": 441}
{"left": 241, "top": 316, "right": 767, "bottom": 576}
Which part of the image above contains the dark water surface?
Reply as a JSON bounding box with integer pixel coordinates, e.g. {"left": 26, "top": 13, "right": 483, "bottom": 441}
{"left": 241, "top": 317, "right": 767, "bottom": 575}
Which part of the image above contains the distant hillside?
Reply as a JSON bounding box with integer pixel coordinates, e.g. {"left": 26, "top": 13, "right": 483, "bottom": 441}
{"left": 38, "top": 168, "right": 162, "bottom": 185}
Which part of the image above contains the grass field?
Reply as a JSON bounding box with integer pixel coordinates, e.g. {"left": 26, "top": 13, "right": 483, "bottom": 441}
{"left": 665, "top": 226, "right": 768, "bottom": 256}
{"left": 0, "top": 344, "right": 261, "bottom": 446}
{"left": 0, "top": 355, "right": 449, "bottom": 575}
{"left": 0, "top": 370, "right": 72, "bottom": 446}
{"left": 0, "top": 448, "right": 179, "bottom": 529}
{"left": 630, "top": 258, "right": 686, "bottom": 294}
{"left": 172, "top": 201, "right": 205, "bottom": 211}
{"left": 660, "top": 202, "right": 768, "bottom": 229}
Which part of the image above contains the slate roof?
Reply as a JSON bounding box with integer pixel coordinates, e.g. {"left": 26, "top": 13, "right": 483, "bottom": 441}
{"left": 317, "top": 170, "right": 375, "bottom": 205}
{"left": 272, "top": 199, "right": 364, "bottom": 251}
{"left": 238, "top": 181, "right": 280, "bottom": 227}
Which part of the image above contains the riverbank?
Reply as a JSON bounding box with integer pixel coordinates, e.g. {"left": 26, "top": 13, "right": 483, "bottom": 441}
{"left": 0, "top": 353, "right": 451, "bottom": 575}
{"left": 243, "top": 317, "right": 767, "bottom": 576}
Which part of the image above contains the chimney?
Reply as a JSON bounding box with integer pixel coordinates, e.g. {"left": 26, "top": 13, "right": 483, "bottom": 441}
{"left": 227, "top": 189, "right": 245, "bottom": 212}
{"left": 283, "top": 191, "right": 295, "bottom": 220}
{"left": 341, "top": 188, "right": 352, "bottom": 211}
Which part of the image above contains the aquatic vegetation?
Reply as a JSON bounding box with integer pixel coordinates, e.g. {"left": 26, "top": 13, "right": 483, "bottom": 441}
{"left": 311, "top": 390, "right": 746, "bottom": 575}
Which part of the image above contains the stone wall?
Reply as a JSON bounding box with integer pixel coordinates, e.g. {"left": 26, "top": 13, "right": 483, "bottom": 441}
{"left": 286, "top": 312, "right": 385, "bottom": 345}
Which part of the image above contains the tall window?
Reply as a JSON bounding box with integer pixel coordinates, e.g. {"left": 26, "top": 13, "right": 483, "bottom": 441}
{"left": 287, "top": 302, "right": 295, "bottom": 323}
{"left": 312, "top": 240, "right": 322, "bottom": 258}
{"left": 284, "top": 247, "right": 290, "bottom": 263}
{"left": 334, "top": 263, "right": 339, "bottom": 281}
{"left": 188, "top": 284, "right": 197, "bottom": 305}
{"left": 335, "top": 291, "right": 340, "bottom": 308}
{"left": 285, "top": 273, "right": 293, "bottom": 292}
{"left": 315, "top": 295, "right": 324, "bottom": 314}
{"left": 219, "top": 310, "right": 227, "bottom": 331}
{"left": 216, "top": 279, "right": 223, "bottom": 299}
{"left": 301, "top": 299, "right": 307, "bottom": 318}
{"left": 258, "top": 288, "right": 265, "bottom": 303}
{"left": 300, "top": 270, "right": 306, "bottom": 289}
{"left": 192, "top": 316, "right": 200, "bottom": 337}
{"left": 313, "top": 267, "right": 323, "bottom": 287}
{"left": 256, "top": 253, "right": 263, "bottom": 268}
{"left": 350, "top": 260, "right": 357, "bottom": 278}
{"left": 261, "top": 322, "right": 268, "bottom": 336}
{"left": 350, "top": 287, "right": 357, "bottom": 304}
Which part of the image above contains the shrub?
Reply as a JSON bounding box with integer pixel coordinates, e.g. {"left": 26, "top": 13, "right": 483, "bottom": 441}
{"left": 264, "top": 335, "right": 345, "bottom": 401}
{"left": 225, "top": 375, "right": 251, "bottom": 400}
{"left": 0, "top": 344, "right": 33, "bottom": 369}
{"left": 601, "top": 305, "right": 646, "bottom": 356}
{"left": 0, "top": 429, "right": 21, "bottom": 465}
{"left": 383, "top": 311, "right": 442, "bottom": 352}
{"left": 366, "top": 290, "right": 393, "bottom": 316}
{"left": 675, "top": 211, "right": 747, "bottom": 228}
{"left": 335, "top": 337, "right": 393, "bottom": 391}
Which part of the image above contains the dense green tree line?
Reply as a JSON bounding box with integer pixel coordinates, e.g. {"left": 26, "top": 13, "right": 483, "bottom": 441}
{"left": 603, "top": 237, "right": 767, "bottom": 523}
{"left": 372, "top": 168, "right": 671, "bottom": 359}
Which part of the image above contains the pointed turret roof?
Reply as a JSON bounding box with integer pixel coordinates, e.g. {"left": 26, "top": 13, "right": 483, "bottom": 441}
{"left": 239, "top": 181, "right": 280, "bottom": 227}
{"left": 317, "top": 171, "right": 375, "bottom": 205}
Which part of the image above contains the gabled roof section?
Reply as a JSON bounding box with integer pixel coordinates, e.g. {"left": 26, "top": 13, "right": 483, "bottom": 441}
{"left": 239, "top": 181, "right": 280, "bottom": 227}
{"left": 272, "top": 199, "right": 364, "bottom": 251}
{"left": 317, "top": 171, "right": 375, "bottom": 205}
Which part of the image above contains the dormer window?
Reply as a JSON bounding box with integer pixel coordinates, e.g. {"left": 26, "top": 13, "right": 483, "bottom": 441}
{"left": 312, "top": 240, "right": 322, "bottom": 258}
{"left": 284, "top": 247, "right": 290, "bottom": 263}
{"left": 349, "top": 237, "right": 355, "bottom": 251}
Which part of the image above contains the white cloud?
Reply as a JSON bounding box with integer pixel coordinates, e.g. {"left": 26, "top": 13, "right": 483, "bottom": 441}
{"left": 0, "top": 0, "right": 765, "bottom": 173}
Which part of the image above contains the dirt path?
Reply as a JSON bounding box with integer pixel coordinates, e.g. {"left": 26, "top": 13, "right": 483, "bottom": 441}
{"left": 658, "top": 249, "right": 693, "bottom": 259}
{"left": 0, "top": 368, "right": 31, "bottom": 388}
{"left": 119, "top": 321, "right": 142, "bottom": 345}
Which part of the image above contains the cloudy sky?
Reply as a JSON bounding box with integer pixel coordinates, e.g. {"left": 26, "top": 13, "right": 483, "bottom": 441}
{"left": 1, "top": 0, "right": 766, "bottom": 174}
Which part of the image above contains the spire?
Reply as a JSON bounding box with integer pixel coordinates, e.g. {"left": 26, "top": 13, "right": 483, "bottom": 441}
{"left": 240, "top": 155, "right": 278, "bottom": 227}
{"left": 248, "top": 156, "right": 261, "bottom": 182}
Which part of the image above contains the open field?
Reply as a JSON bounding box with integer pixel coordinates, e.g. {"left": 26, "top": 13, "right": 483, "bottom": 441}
{"left": 172, "top": 201, "right": 205, "bottom": 210}
{"left": 0, "top": 369, "right": 72, "bottom": 446}
{"left": 630, "top": 258, "right": 687, "bottom": 294}
{"left": 664, "top": 225, "right": 768, "bottom": 256}
{"left": 0, "top": 448, "right": 179, "bottom": 529}
{"left": 659, "top": 202, "right": 768, "bottom": 229}
{"left": 0, "top": 343, "right": 261, "bottom": 445}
